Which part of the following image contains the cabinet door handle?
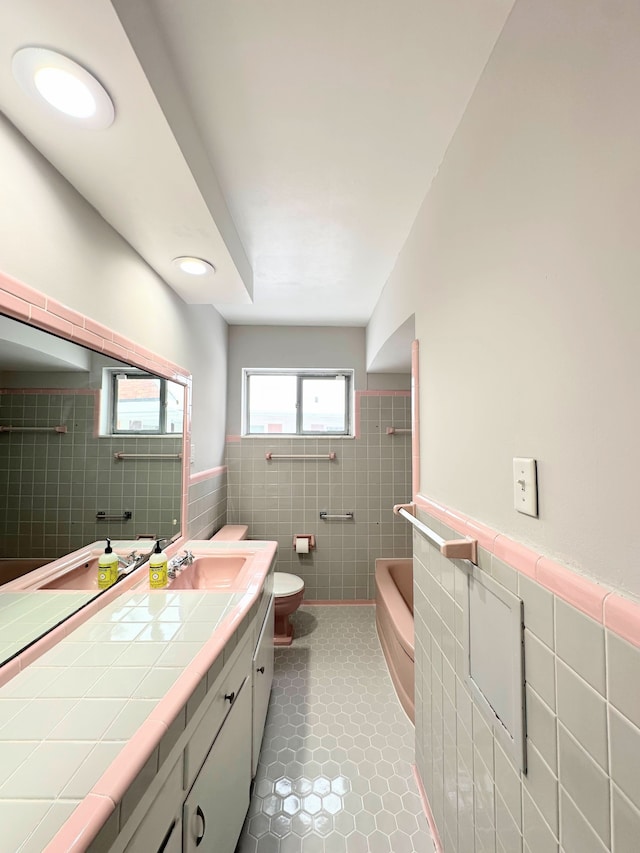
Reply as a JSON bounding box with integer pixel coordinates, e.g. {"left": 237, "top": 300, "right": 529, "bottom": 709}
{"left": 224, "top": 691, "right": 235, "bottom": 704}
{"left": 257, "top": 666, "right": 265, "bottom": 674}
{"left": 195, "top": 805, "right": 206, "bottom": 846}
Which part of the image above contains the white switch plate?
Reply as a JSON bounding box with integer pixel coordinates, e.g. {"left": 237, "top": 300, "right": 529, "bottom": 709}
{"left": 513, "top": 457, "right": 538, "bottom": 517}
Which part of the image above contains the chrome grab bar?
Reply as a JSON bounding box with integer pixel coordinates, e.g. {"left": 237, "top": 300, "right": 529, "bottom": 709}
{"left": 319, "top": 511, "right": 354, "bottom": 520}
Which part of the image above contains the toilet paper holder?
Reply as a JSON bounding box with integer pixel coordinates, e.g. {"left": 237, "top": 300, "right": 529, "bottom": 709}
{"left": 293, "top": 534, "right": 315, "bottom": 552}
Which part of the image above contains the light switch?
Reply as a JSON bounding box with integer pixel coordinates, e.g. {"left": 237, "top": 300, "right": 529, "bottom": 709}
{"left": 513, "top": 457, "right": 538, "bottom": 517}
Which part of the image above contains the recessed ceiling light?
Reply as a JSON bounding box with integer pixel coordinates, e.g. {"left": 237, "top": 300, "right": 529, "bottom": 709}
{"left": 173, "top": 257, "right": 216, "bottom": 276}
{"left": 12, "top": 47, "right": 114, "bottom": 129}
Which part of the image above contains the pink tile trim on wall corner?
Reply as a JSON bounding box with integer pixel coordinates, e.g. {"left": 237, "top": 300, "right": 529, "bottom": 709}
{"left": 189, "top": 465, "right": 227, "bottom": 485}
{"left": 411, "top": 339, "right": 420, "bottom": 497}
{"left": 604, "top": 594, "right": 640, "bottom": 649}
{"left": 412, "top": 765, "right": 443, "bottom": 853}
{"left": 226, "top": 434, "right": 242, "bottom": 443}
{"left": 414, "top": 494, "right": 456, "bottom": 528}
{"left": 536, "top": 557, "right": 607, "bottom": 623}
{"left": 494, "top": 535, "right": 538, "bottom": 578}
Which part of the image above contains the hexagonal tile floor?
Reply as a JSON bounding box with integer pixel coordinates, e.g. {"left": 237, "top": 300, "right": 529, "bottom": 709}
{"left": 236, "top": 605, "right": 434, "bottom": 853}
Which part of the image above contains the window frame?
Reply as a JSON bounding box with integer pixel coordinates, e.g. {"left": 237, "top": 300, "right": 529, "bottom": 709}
{"left": 243, "top": 368, "right": 353, "bottom": 437}
{"left": 110, "top": 370, "right": 183, "bottom": 436}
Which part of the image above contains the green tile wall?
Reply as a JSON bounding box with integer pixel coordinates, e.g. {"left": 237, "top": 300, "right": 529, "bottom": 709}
{"left": 225, "top": 393, "right": 412, "bottom": 600}
{"left": 0, "top": 391, "right": 181, "bottom": 559}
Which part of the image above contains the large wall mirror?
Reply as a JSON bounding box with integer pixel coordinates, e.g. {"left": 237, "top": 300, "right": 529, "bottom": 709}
{"left": 0, "top": 310, "right": 187, "bottom": 667}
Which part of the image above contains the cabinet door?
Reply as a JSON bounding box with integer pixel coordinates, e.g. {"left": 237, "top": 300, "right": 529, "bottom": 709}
{"left": 183, "top": 679, "right": 251, "bottom": 853}
{"left": 252, "top": 596, "right": 274, "bottom": 777}
{"left": 124, "top": 758, "right": 182, "bottom": 853}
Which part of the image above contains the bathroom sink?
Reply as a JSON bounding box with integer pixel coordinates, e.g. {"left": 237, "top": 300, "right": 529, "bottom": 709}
{"left": 39, "top": 558, "right": 103, "bottom": 590}
{"left": 165, "top": 554, "right": 251, "bottom": 591}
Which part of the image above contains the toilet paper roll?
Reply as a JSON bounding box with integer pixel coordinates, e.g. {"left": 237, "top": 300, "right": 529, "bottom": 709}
{"left": 295, "top": 537, "right": 309, "bottom": 554}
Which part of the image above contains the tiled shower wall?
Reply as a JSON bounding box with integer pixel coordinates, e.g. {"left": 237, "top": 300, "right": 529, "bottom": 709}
{"left": 413, "top": 507, "right": 640, "bottom": 853}
{"left": 186, "top": 470, "right": 227, "bottom": 540}
{"left": 225, "top": 392, "right": 413, "bottom": 600}
{"left": 0, "top": 390, "right": 181, "bottom": 559}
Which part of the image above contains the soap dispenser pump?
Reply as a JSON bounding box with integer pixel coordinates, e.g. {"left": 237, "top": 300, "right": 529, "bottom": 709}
{"left": 98, "top": 538, "right": 118, "bottom": 589}
{"left": 149, "top": 540, "right": 168, "bottom": 589}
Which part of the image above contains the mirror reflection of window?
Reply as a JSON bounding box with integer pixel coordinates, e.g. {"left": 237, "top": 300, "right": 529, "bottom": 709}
{"left": 112, "top": 373, "right": 184, "bottom": 435}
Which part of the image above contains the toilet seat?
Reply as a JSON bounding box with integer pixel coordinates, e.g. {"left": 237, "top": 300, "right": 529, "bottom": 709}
{"left": 274, "top": 572, "right": 305, "bottom": 596}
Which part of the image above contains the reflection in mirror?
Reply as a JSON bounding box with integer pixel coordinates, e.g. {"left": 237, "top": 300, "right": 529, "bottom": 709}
{"left": 0, "top": 313, "right": 185, "bottom": 584}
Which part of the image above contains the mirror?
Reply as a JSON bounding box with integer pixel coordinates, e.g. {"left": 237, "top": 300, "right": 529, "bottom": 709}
{"left": 0, "top": 312, "right": 186, "bottom": 667}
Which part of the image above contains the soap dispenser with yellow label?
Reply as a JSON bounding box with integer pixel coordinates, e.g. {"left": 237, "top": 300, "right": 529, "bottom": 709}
{"left": 98, "top": 539, "right": 118, "bottom": 589}
{"left": 149, "top": 540, "right": 168, "bottom": 589}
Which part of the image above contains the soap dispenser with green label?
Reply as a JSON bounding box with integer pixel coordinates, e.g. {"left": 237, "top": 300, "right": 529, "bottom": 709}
{"left": 98, "top": 539, "right": 118, "bottom": 589}
{"left": 149, "top": 540, "right": 168, "bottom": 589}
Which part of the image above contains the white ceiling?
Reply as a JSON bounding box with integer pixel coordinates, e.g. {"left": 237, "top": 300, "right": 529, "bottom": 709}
{"left": 0, "top": 0, "right": 515, "bottom": 329}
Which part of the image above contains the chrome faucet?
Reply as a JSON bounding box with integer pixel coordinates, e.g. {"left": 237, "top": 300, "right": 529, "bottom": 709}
{"left": 117, "top": 551, "right": 140, "bottom": 574}
{"left": 168, "top": 550, "right": 194, "bottom": 579}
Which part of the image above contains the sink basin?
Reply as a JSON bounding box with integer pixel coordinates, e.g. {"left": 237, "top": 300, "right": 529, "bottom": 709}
{"left": 165, "top": 555, "right": 250, "bottom": 590}
{"left": 40, "top": 558, "right": 103, "bottom": 590}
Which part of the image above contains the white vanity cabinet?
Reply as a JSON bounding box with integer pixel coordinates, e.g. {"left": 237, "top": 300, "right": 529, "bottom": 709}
{"left": 124, "top": 759, "right": 183, "bottom": 853}
{"left": 252, "top": 596, "right": 274, "bottom": 777}
{"left": 98, "top": 584, "right": 276, "bottom": 853}
{"left": 183, "top": 679, "right": 252, "bottom": 853}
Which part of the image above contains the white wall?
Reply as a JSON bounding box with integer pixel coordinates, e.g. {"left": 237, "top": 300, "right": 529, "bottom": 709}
{"left": 226, "top": 326, "right": 366, "bottom": 434}
{"left": 0, "top": 114, "right": 227, "bottom": 471}
{"left": 368, "top": 0, "right": 640, "bottom": 597}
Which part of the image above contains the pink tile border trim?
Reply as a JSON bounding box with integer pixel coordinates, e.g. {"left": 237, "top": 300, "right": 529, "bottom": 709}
{"left": 0, "top": 268, "right": 192, "bottom": 570}
{"left": 413, "top": 492, "right": 640, "bottom": 646}
{"left": 189, "top": 465, "right": 227, "bottom": 485}
{"left": 412, "top": 765, "right": 443, "bottom": 853}
{"left": 226, "top": 434, "right": 242, "bottom": 442}
{"left": 411, "top": 339, "right": 420, "bottom": 497}
{"left": 604, "top": 595, "right": 640, "bottom": 648}
{"left": 536, "top": 557, "right": 608, "bottom": 623}
{"left": 43, "top": 793, "right": 115, "bottom": 853}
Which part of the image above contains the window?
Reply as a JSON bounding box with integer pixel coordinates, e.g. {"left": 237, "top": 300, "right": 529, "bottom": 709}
{"left": 111, "top": 372, "right": 184, "bottom": 435}
{"left": 244, "top": 370, "right": 352, "bottom": 436}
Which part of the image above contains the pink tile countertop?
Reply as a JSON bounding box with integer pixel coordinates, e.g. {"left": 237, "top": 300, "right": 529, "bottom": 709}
{"left": 0, "top": 539, "right": 277, "bottom": 853}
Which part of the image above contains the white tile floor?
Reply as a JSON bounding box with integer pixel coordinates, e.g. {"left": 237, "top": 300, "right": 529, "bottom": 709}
{"left": 237, "top": 605, "right": 434, "bottom": 853}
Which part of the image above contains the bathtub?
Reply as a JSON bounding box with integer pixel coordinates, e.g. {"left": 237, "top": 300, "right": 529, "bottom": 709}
{"left": 375, "top": 557, "right": 414, "bottom": 723}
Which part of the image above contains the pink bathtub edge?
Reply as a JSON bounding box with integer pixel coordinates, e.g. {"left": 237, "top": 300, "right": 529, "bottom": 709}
{"left": 375, "top": 557, "right": 415, "bottom": 723}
